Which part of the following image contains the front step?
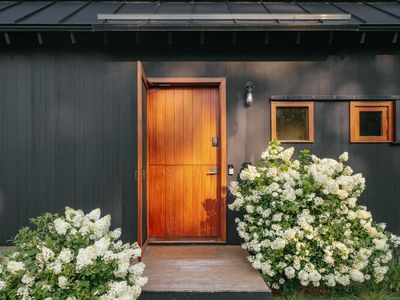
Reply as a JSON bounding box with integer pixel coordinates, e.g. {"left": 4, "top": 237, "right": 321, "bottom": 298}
{"left": 141, "top": 291, "right": 270, "bottom": 300}
{"left": 140, "top": 245, "right": 271, "bottom": 300}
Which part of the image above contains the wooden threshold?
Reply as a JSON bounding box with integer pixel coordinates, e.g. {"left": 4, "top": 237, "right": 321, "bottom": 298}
{"left": 149, "top": 237, "right": 226, "bottom": 244}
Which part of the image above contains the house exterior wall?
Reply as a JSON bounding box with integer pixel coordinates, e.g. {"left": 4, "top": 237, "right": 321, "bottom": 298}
{"left": 0, "top": 51, "right": 138, "bottom": 244}
{"left": 143, "top": 59, "right": 400, "bottom": 244}
{"left": 0, "top": 46, "right": 399, "bottom": 245}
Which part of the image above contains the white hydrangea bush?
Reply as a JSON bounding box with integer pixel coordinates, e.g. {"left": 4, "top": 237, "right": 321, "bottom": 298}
{"left": 0, "top": 207, "right": 147, "bottom": 300}
{"left": 229, "top": 140, "right": 400, "bottom": 290}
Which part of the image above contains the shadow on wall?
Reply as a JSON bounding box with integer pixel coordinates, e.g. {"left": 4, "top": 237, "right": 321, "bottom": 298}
{"left": 146, "top": 55, "right": 400, "bottom": 237}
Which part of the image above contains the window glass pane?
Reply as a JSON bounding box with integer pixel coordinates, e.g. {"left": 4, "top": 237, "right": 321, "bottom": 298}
{"left": 276, "top": 107, "right": 308, "bottom": 140}
{"left": 359, "top": 111, "right": 382, "bottom": 136}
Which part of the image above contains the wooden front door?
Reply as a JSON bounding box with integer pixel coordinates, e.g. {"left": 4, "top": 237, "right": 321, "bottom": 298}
{"left": 148, "top": 85, "right": 223, "bottom": 240}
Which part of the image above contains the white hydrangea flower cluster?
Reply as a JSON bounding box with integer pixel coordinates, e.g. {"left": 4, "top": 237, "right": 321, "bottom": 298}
{"left": 229, "top": 140, "right": 400, "bottom": 290}
{"left": 0, "top": 207, "right": 147, "bottom": 299}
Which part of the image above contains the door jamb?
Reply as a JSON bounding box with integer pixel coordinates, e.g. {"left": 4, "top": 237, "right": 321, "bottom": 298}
{"left": 137, "top": 61, "right": 149, "bottom": 252}
{"left": 142, "top": 76, "right": 227, "bottom": 243}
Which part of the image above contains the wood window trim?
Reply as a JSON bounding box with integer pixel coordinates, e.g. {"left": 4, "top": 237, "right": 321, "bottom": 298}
{"left": 350, "top": 101, "right": 393, "bottom": 143}
{"left": 271, "top": 101, "right": 315, "bottom": 143}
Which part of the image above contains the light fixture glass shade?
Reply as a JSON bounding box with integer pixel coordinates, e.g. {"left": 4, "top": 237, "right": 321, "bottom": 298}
{"left": 245, "top": 80, "right": 254, "bottom": 106}
{"left": 246, "top": 91, "right": 253, "bottom": 106}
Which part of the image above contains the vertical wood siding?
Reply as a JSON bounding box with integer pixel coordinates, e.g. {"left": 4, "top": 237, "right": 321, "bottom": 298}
{"left": 0, "top": 49, "right": 400, "bottom": 245}
{"left": 0, "top": 52, "right": 138, "bottom": 244}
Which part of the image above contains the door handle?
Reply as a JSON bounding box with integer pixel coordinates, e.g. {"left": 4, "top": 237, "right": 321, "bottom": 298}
{"left": 207, "top": 167, "right": 218, "bottom": 175}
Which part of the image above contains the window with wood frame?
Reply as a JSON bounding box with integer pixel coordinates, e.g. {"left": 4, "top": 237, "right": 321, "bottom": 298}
{"left": 271, "top": 102, "right": 314, "bottom": 143}
{"left": 350, "top": 101, "right": 393, "bottom": 143}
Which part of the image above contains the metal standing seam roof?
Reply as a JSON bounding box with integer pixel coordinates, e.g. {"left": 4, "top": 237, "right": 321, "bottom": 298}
{"left": 0, "top": 1, "right": 400, "bottom": 31}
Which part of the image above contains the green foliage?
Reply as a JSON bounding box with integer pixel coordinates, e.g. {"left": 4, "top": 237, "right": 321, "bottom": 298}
{"left": 0, "top": 207, "right": 146, "bottom": 300}
{"left": 229, "top": 140, "right": 400, "bottom": 291}
{"left": 275, "top": 255, "right": 400, "bottom": 299}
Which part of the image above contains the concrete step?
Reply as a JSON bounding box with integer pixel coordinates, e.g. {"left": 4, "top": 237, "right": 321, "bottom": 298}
{"left": 140, "top": 245, "right": 271, "bottom": 300}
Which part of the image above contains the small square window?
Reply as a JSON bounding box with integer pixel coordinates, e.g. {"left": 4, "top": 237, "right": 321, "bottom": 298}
{"left": 271, "top": 102, "right": 314, "bottom": 142}
{"left": 350, "top": 101, "right": 393, "bottom": 143}
{"left": 359, "top": 111, "right": 382, "bottom": 136}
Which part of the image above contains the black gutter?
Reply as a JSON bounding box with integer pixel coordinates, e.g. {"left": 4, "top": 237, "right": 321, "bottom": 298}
{"left": 93, "top": 23, "right": 359, "bottom": 32}
{"left": 0, "top": 23, "right": 399, "bottom": 32}
{"left": 90, "top": 23, "right": 400, "bottom": 31}
{"left": 0, "top": 25, "right": 92, "bottom": 31}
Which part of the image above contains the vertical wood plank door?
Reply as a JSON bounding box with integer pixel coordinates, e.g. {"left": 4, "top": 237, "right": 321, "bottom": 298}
{"left": 148, "top": 86, "right": 221, "bottom": 240}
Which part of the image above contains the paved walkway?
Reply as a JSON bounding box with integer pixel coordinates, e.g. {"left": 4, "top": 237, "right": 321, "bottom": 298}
{"left": 142, "top": 245, "right": 270, "bottom": 293}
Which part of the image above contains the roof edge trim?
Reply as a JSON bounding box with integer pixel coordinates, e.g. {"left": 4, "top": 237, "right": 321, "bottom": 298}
{"left": 97, "top": 13, "right": 351, "bottom": 21}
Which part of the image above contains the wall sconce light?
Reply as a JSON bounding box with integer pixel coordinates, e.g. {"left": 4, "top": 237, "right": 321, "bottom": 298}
{"left": 245, "top": 81, "right": 254, "bottom": 106}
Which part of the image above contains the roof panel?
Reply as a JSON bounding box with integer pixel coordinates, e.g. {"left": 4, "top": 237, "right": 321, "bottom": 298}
{"left": 300, "top": 2, "right": 361, "bottom": 24}
{"left": 265, "top": 2, "right": 305, "bottom": 14}
{"left": 228, "top": 2, "right": 268, "bottom": 13}
{"left": 336, "top": 2, "right": 400, "bottom": 24}
{"left": 0, "top": 1, "right": 49, "bottom": 24}
{"left": 156, "top": 2, "right": 193, "bottom": 13}
{"left": 0, "top": 1, "right": 399, "bottom": 30}
{"left": 118, "top": 2, "right": 159, "bottom": 14}
{"left": 65, "top": 1, "right": 120, "bottom": 24}
{"left": 194, "top": 2, "right": 229, "bottom": 13}
{"left": 371, "top": 2, "right": 400, "bottom": 18}
{"left": 19, "top": 1, "right": 84, "bottom": 24}
{"left": 0, "top": 1, "right": 15, "bottom": 11}
{"left": 300, "top": 2, "right": 345, "bottom": 14}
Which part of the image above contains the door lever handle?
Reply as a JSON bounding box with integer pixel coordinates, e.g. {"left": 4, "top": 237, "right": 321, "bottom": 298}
{"left": 207, "top": 167, "right": 218, "bottom": 175}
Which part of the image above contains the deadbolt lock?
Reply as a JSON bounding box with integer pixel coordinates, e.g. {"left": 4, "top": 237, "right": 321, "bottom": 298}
{"left": 212, "top": 137, "right": 219, "bottom": 147}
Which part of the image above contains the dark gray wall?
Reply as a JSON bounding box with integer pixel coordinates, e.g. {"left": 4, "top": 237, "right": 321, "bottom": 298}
{"left": 144, "top": 58, "right": 400, "bottom": 243}
{"left": 0, "top": 50, "right": 138, "bottom": 244}
{"left": 0, "top": 45, "right": 399, "bottom": 245}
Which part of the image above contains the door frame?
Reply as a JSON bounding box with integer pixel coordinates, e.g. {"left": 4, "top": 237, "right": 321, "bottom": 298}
{"left": 138, "top": 75, "right": 227, "bottom": 244}
{"left": 137, "top": 61, "right": 149, "bottom": 251}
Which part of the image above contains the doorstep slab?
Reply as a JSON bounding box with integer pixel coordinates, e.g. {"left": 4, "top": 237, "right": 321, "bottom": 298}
{"left": 140, "top": 245, "right": 270, "bottom": 299}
